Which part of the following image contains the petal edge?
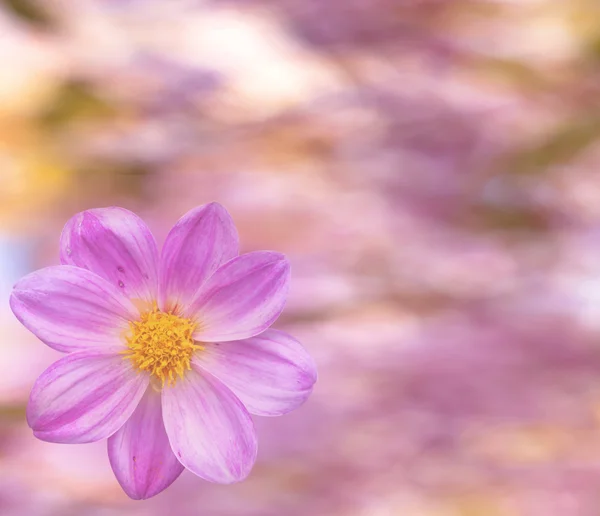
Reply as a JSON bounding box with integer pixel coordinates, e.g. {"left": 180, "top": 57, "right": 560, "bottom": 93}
{"left": 11, "top": 265, "right": 138, "bottom": 353}
{"left": 162, "top": 367, "right": 257, "bottom": 484}
{"left": 159, "top": 203, "right": 239, "bottom": 313}
{"left": 27, "top": 350, "right": 149, "bottom": 444}
{"left": 187, "top": 251, "right": 290, "bottom": 342}
{"left": 108, "top": 388, "right": 184, "bottom": 500}
{"left": 193, "top": 329, "right": 317, "bottom": 416}
{"left": 60, "top": 207, "right": 160, "bottom": 305}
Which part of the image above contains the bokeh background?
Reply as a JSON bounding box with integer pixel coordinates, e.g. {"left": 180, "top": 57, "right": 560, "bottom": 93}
{"left": 2, "top": 0, "right": 600, "bottom": 514}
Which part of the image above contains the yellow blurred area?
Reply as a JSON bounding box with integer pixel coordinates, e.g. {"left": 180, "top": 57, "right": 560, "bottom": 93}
{"left": 0, "top": 122, "right": 70, "bottom": 230}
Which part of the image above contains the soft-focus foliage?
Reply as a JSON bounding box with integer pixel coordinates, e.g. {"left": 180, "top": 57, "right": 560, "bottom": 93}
{"left": 2, "top": 0, "right": 600, "bottom": 514}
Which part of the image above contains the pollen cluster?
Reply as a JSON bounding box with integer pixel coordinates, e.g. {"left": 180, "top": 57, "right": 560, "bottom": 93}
{"left": 123, "top": 308, "right": 200, "bottom": 387}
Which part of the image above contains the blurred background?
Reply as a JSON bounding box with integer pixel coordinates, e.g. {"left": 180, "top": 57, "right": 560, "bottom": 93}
{"left": 2, "top": 0, "right": 600, "bottom": 514}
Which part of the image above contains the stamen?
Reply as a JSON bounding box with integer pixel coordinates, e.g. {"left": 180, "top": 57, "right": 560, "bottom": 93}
{"left": 122, "top": 308, "right": 201, "bottom": 387}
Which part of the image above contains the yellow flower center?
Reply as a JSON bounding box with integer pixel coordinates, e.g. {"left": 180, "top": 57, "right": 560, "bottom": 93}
{"left": 122, "top": 308, "right": 201, "bottom": 387}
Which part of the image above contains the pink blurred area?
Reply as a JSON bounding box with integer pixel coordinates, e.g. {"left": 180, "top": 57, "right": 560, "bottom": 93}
{"left": 2, "top": 0, "right": 600, "bottom": 514}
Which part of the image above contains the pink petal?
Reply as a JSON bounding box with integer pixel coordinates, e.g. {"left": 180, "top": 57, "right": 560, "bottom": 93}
{"left": 159, "top": 203, "right": 239, "bottom": 313}
{"left": 10, "top": 266, "right": 138, "bottom": 353}
{"left": 60, "top": 207, "right": 159, "bottom": 305}
{"left": 27, "top": 350, "right": 149, "bottom": 444}
{"left": 193, "top": 329, "right": 317, "bottom": 416}
{"left": 186, "top": 252, "right": 290, "bottom": 342}
{"left": 162, "top": 366, "right": 257, "bottom": 484}
{"left": 108, "top": 388, "right": 184, "bottom": 500}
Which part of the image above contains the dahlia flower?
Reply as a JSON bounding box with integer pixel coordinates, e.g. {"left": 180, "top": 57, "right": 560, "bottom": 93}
{"left": 10, "top": 203, "right": 317, "bottom": 499}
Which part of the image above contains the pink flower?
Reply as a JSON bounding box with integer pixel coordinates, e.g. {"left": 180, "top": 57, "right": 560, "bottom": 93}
{"left": 10, "top": 203, "right": 317, "bottom": 500}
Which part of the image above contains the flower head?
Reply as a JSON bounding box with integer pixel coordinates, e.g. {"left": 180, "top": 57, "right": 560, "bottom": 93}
{"left": 10, "top": 203, "right": 317, "bottom": 499}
